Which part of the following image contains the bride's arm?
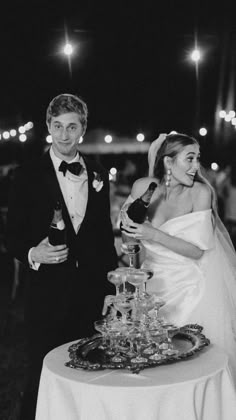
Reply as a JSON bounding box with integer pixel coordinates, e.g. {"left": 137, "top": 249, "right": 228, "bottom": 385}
{"left": 123, "top": 183, "right": 212, "bottom": 260}
{"left": 124, "top": 222, "right": 204, "bottom": 260}
{"left": 144, "top": 226, "right": 204, "bottom": 259}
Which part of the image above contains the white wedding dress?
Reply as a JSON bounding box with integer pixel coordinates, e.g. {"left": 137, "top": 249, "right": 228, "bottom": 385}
{"left": 141, "top": 209, "right": 236, "bottom": 383}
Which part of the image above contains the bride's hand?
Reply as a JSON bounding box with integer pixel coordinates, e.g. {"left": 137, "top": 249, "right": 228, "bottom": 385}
{"left": 120, "top": 203, "right": 133, "bottom": 226}
{"left": 122, "top": 220, "right": 157, "bottom": 241}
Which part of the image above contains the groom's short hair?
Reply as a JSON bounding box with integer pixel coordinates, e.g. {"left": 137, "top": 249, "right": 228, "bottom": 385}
{"left": 46, "top": 93, "right": 88, "bottom": 134}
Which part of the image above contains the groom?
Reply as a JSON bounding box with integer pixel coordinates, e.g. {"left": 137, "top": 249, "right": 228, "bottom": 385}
{"left": 7, "top": 93, "right": 117, "bottom": 420}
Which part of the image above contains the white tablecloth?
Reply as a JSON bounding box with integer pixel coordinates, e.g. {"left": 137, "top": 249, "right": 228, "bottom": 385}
{"left": 36, "top": 342, "right": 236, "bottom": 420}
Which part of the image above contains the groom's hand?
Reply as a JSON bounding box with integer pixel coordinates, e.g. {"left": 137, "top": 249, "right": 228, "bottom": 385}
{"left": 31, "top": 237, "right": 69, "bottom": 264}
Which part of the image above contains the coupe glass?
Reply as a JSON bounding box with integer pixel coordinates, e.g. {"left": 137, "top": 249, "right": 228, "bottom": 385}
{"left": 148, "top": 327, "right": 166, "bottom": 361}
{"left": 138, "top": 268, "right": 154, "bottom": 296}
{"left": 109, "top": 321, "right": 127, "bottom": 363}
{"left": 135, "top": 294, "right": 156, "bottom": 323}
{"left": 125, "top": 323, "right": 137, "bottom": 357}
{"left": 115, "top": 267, "right": 129, "bottom": 294}
{"left": 94, "top": 319, "right": 108, "bottom": 349}
{"left": 113, "top": 295, "right": 133, "bottom": 323}
{"left": 121, "top": 240, "right": 141, "bottom": 268}
{"left": 126, "top": 270, "right": 148, "bottom": 298}
{"left": 130, "top": 328, "right": 148, "bottom": 364}
{"left": 107, "top": 270, "right": 123, "bottom": 295}
{"left": 159, "top": 323, "right": 180, "bottom": 356}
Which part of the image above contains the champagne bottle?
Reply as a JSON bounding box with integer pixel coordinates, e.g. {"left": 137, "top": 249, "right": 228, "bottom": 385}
{"left": 121, "top": 182, "right": 157, "bottom": 232}
{"left": 48, "top": 201, "right": 66, "bottom": 245}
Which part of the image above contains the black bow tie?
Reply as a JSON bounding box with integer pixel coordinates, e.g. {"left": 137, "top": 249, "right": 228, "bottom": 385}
{"left": 59, "top": 161, "right": 83, "bottom": 177}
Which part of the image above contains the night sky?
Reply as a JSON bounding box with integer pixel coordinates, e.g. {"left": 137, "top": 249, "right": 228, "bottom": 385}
{"left": 1, "top": 1, "right": 236, "bottom": 164}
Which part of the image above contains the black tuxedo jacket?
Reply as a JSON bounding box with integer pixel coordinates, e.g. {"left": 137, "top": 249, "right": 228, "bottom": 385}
{"left": 6, "top": 150, "right": 118, "bottom": 420}
{"left": 7, "top": 151, "right": 117, "bottom": 327}
{"left": 7, "top": 150, "right": 117, "bottom": 270}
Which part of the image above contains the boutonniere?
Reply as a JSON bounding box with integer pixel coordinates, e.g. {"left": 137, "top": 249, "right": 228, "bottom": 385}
{"left": 92, "top": 171, "right": 104, "bottom": 192}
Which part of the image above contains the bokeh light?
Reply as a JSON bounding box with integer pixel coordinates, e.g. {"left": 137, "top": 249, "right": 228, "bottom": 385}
{"left": 219, "top": 110, "right": 226, "bottom": 118}
{"left": 19, "top": 134, "right": 27, "bottom": 142}
{"left": 18, "top": 126, "right": 26, "bottom": 134}
{"left": 3, "top": 131, "right": 10, "bottom": 139}
{"left": 190, "top": 49, "right": 201, "bottom": 62}
{"left": 110, "top": 167, "right": 117, "bottom": 175}
{"left": 136, "top": 133, "right": 145, "bottom": 142}
{"left": 229, "top": 110, "right": 235, "bottom": 119}
{"left": 199, "top": 127, "right": 207, "bottom": 136}
{"left": 211, "top": 162, "right": 219, "bottom": 171}
{"left": 46, "top": 135, "right": 52, "bottom": 143}
{"left": 63, "top": 43, "right": 73, "bottom": 56}
{"left": 104, "top": 135, "right": 112, "bottom": 143}
{"left": 10, "top": 129, "right": 17, "bottom": 137}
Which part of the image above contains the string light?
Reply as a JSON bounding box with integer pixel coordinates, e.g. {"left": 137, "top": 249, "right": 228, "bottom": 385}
{"left": 136, "top": 133, "right": 145, "bottom": 142}
{"left": 104, "top": 135, "right": 113, "bottom": 143}
{"left": 199, "top": 127, "right": 207, "bottom": 136}
{"left": 218, "top": 110, "right": 236, "bottom": 127}
{"left": 0, "top": 121, "right": 34, "bottom": 142}
{"left": 19, "top": 134, "right": 27, "bottom": 142}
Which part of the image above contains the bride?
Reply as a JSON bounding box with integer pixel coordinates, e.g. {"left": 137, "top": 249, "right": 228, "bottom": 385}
{"left": 120, "top": 132, "right": 236, "bottom": 384}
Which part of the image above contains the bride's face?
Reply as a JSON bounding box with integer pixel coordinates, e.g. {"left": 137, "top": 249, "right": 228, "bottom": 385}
{"left": 169, "top": 144, "right": 200, "bottom": 187}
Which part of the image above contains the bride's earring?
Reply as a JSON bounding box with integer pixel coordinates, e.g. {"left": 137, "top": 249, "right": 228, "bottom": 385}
{"left": 165, "top": 169, "right": 171, "bottom": 187}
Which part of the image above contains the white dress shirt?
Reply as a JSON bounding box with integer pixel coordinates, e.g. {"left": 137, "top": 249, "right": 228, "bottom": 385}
{"left": 49, "top": 147, "right": 88, "bottom": 233}
{"left": 29, "top": 147, "right": 88, "bottom": 269}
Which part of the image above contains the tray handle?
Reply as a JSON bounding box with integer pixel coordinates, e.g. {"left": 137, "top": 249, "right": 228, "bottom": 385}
{"left": 181, "top": 324, "right": 203, "bottom": 333}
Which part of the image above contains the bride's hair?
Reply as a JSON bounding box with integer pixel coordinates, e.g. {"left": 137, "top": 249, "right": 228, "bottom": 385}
{"left": 153, "top": 133, "right": 218, "bottom": 219}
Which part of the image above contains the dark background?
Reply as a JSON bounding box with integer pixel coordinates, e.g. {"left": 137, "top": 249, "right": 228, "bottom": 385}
{"left": 1, "top": 3, "right": 236, "bottom": 418}
{"left": 0, "top": 0, "right": 236, "bottom": 167}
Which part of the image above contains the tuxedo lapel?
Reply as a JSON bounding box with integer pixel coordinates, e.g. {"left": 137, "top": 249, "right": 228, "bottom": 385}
{"left": 77, "top": 154, "right": 95, "bottom": 232}
{"left": 77, "top": 152, "right": 108, "bottom": 238}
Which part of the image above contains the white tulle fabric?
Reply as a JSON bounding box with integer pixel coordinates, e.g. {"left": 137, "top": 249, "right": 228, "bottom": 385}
{"left": 141, "top": 209, "right": 236, "bottom": 384}
{"left": 148, "top": 133, "right": 167, "bottom": 177}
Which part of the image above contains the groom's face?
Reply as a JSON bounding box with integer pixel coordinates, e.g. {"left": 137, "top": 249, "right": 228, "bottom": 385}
{"left": 48, "top": 112, "right": 84, "bottom": 161}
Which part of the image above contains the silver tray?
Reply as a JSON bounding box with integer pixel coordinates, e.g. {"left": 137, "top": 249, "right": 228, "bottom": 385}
{"left": 65, "top": 324, "right": 210, "bottom": 374}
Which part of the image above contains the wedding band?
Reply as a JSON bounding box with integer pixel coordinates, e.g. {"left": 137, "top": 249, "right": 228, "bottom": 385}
{"left": 55, "top": 257, "right": 59, "bottom": 262}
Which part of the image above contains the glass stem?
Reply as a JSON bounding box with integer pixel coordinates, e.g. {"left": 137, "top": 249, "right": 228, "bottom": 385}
{"left": 129, "top": 254, "right": 134, "bottom": 268}
{"left": 122, "top": 275, "right": 127, "bottom": 293}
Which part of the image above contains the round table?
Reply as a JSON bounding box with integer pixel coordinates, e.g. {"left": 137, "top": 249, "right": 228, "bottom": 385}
{"left": 36, "top": 341, "right": 236, "bottom": 420}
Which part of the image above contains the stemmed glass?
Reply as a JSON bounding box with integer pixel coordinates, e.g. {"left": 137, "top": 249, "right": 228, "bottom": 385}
{"left": 109, "top": 321, "right": 127, "bottom": 363}
{"left": 94, "top": 319, "right": 109, "bottom": 350}
{"left": 115, "top": 267, "right": 129, "bottom": 294}
{"left": 138, "top": 268, "right": 154, "bottom": 296}
{"left": 130, "top": 327, "right": 148, "bottom": 364}
{"left": 121, "top": 240, "right": 141, "bottom": 269}
{"left": 107, "top": 270, "right": 123, "bottom": 295}
{"left": 148, "top": 327, "right": 166, "bottom": 361}
{"left": 135, "top": 294, "right": 156, "bottom": 323}
{"left": 126, "top": 323, "right": 137, "bottom": 357}
{"left": 113, "top": 295, "right": 133, "bottom": 323}
{"left": 126, "top": 271, "right": 148, "bottom": 298}
{"left": 159, "top": 323, "right": 180, "bottom": 356}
